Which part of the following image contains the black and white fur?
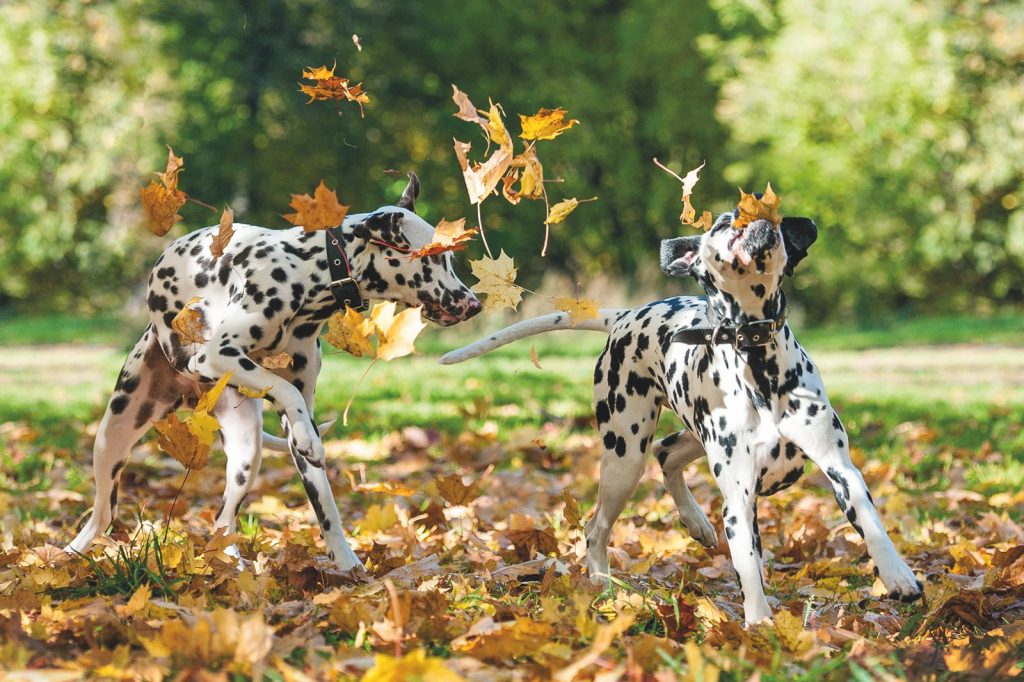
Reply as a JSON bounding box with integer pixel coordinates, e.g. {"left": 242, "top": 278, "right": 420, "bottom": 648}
{"left": 442, "top": 211, "right": 922, "bottom": 624}
{"left": 67, "top": 174, "right": 481, "bottom": 570}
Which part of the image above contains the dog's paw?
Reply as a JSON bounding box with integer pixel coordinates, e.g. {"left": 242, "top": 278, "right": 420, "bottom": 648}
{"left": 680, "top": 507, "right": 719, "bottom": 549}
{"left": 880, "top": 560, "right": 924, "bottom": 602}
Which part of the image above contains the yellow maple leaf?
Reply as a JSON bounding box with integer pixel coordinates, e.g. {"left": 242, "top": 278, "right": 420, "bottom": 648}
{"left": 408, "top": 218, "right": 478, "bottom": 259}
{"left": 259, "top": 352, "right": 294, "bottom": 369}
{"left": 469, "top": 250, "right": 523, "bottom": 313}
{"left": 283, "top": 180, "right": 351, "bottom": 232}
{"left": 192, "top": 373, "right": 233, "bottom": 443}
{"left": 551, "top": 295, "right": 600, "bottom": 326}
{"left": 361, "top": 649, "right": 465, "bottom": 682}
{"left": 237, "top": 386, "right": 270, "bottom": 399}
{"left": 501, "top": 146, "right": 545, "bottom": 205}
{"left": 210, "top": 207, "right": 234, "bottom": 259}
{"left": 773, "top": 608, "right": 814, "bottom": 655}
{"left": 375, "top": 306, "right": 427, "bottom": 361}
{"left": 115, "top": 583, "right": 151, "bottom": 618}
{"left": 299, "top": 63, "right": 369, "bottom": 115}
{"left": 324, "top": 306, "right": 375, "bottom": 357}
{"left": 171, "top": 297, "right": 207, "bottom": 345}
{"left": 452, "top": 617, "right": 555, "bottom": 660}
{"left": 519, "top": 107, "right": 579, "bottom": 141}
{"left": 154, "top": 413, "right": 209, "bottom": 470}
{"left": 545, "top": 197, "right": 597, "bottom": 225}
{"left": 734, "top": 183, "right": 783, "bottom": 228}
{"left": 140, "top": 147, "right": 187, "bottom": 236}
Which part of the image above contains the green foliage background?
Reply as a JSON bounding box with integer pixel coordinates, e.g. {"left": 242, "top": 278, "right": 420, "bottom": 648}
{"left": 1, "top": 0, "right": 1021, "bottom": 323}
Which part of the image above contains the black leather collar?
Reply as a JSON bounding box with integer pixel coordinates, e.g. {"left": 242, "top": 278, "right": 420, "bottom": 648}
{"left": 325, "top": 227, "right": 367, "bottom": 312}
{"left": 671, "top": 306, "right": 787, "bottom": 349}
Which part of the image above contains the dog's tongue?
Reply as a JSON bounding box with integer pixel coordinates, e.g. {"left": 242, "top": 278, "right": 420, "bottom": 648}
{"left": 733, "top": 240, "right": 752, "bottom": 266}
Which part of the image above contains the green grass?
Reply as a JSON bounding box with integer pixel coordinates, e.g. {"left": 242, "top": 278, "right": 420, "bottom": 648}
{"left": 798, "top": 311, "right": 1024, "bottom": 351}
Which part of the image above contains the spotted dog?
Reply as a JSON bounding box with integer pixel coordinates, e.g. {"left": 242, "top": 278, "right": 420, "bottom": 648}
{"left": 442, "top": 210, "right": 922, "bottom": 624}
{"left": 67, "top": 173, "right": 481, "bottom": 570}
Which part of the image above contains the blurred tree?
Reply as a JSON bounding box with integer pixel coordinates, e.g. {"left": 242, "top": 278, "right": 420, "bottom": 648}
{"left": 710, "top": 0, "right": 1024, "bottom": 321}
{"left": 0, "top": 0, "right": 174, "bottom": 311}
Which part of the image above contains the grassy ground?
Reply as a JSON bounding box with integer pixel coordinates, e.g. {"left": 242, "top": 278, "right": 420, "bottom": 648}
{"left": 0, "top": 311, "right": 1022, "bottom": 678}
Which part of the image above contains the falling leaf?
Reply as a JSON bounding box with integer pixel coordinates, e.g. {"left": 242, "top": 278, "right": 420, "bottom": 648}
{"left": 501, "top": 147, "right": 545, "bottom": 205}
{"left": 519, "top": 108, "right": 579, "bottom": 141}
{"left": 140, "top": 147, "right": 188, "bottom": 236}
{"left": 454, "top": 138, "right": 514, "bottom": 206}
{"left": 325, "top": 306, "right": 376, "bottom": 358}
{"left": 237, "top": 386, "right": 270, "bottom": 399}
{"left": 562, "top": 489, "right": 581, "bottom": 527}
{"left": 734, "top": 183, "right": 783, "bottom": 229}
{"left": 299, "top": 63, "right": 369, "bottom": 115}
{"left": 361, "top": 649, "right": 465, "bottom": 682}
{"left": 435, "top": 473, "right": 480, "bottom": 506}
{"left": 375, "top": 306, "right": 427, "bottom": 361}
{"left": 469, "top": 250, "right": 523, "bottom": 313}
{"left": 408, "top": 218, "right": 478, "bottom": 259}
{"left": 545, "top": 197, "right": 597, "bottom": 225}
{"left": 210, "top": 207, "right": 234, "bottom": 259}
{"left": 654, "top": 158, "right": 715, "bottom": 231}
{"left": 154, "top": 413, "right": 209, "bottom": 470}
{"left": 352, "top": 34, "right": 362, "bottom": 51}
{"left": 530, "top": 345, "right": 543, "bottom": 370}
{"left": 551, "top": 295, "right": 600, "bottom": 325}
{"left": 260, "top": 352, "right": 294, "bottom": 370}
{"left": 452, "top": 85, "right": 489, "bottom": 130}
{"left": 171, "top": 297, "right": 207, "bottom": 345}
{"left": 283, "top": 180, "right": 351, "bottom": 232}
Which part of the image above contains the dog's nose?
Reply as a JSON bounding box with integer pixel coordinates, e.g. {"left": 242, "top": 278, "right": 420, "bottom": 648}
{"left": 464, "top": 297, "right": 482, "bottom": 318}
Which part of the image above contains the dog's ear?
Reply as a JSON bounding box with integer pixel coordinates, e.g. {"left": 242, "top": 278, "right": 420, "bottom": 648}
{"left": 352, "top": 211, "right": 410, "bottom": 247}
{"left": 779, "top": 217, "right": 817, "bottom": 276}
{"left": 660, "top": 236, "right": 702, "bottom": 278}
{"left": 395, "top": 171, "right": 419, "bottom": 212}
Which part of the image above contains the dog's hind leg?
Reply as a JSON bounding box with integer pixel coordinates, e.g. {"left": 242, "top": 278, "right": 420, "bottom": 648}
{"left": 212, "top": 389, "right": 263, "bottom": 562}
{"left": 655, "top": 431, "right": 717, "bottom": 548}
{"left": 66, "top": 325, "right": 183, "bottom": 555}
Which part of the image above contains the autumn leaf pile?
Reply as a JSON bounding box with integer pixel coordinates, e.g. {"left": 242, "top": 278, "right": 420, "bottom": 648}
{"left": 2, "top": 412, "right": 1024, "bottom": 680}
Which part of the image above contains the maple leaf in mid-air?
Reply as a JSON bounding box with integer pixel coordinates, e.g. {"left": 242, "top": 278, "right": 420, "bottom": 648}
{"left": 469, "top": 250, "right": 523, "bottom": 313}
{"left": 324, "top": 306, "right": 376, "bottom": 358}
{"left": 375, "top": 305, "right": 427, "bottom": 361}
{"left": 519, "top": 107, "right": 579, "bottom": 141}
{"left": 283, "top": 180, "right": 350, "bottom": 232}
{"left": 171, "top": 297, "right": 207, "bottom": 345}
{"left": 140, "top": 146, "right": 188, "bottom": 236}
{"left": 654, "top": 158, "right": 714, "bottom": 231}
{"left": 210, "top": 207, "right": 234, "bottom": 258}
{"left": 409, "top": 218, "right": 478, "bottom": 259}
{"left": 734, "top": 183, "right": 782, "bottom": 229}
{"left": 298, "top": 63, "right": 369, "bottom": 116}
{"left": 545, "top": 196, "right": 597, "bottom": 225}
{"left": 153, "top": 373, "right": 232, "bottom": 471}
{"left": 324, "top": 302, "right": 427, "bottom": 361}
{"left": 551, "top": 295, "right": 601, "bottom": 326}
{"left": 451, "top": 86, "right": 515, "bottom": 205}
{"left": 501, "top": 147, "right": 545, "bottom": 205}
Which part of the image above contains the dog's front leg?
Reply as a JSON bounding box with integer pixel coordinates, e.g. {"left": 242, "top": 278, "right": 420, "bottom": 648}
{"left": 707, "top": 441, "right": 772, "bottom": 625}
{"left": 212, "top": 388, "right": 263, "bottom": 564}
{"left": 779, "top": 391, "right": 922, "bottom": 602}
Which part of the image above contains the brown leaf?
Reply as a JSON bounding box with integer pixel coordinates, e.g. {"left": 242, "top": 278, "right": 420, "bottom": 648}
{"left": 171, "top": 297, "right": 207, "bottom": 345}
{"left": 283, "top": 180, "right": 350, "bottom": 232}
{"left": 654, "top": 597, "right": 699, "bottom": 641}
{"left": 734, "top": 183, "right": 782, "bottom": 229}
{"left": 435, "top": 473, "right": 480, "bottom": 506}
{"left": 210, "top": 207, "right": 234, "bottom": 258}
{"left": 299, "top": 63, "right": 369, "bottom": 115}
{"left": 408, "top": 218, "right": 478, "bottom": 259}
{"left": 260, "top": 352, "right": 294, "bottom": 369}
{"left": 562, "top": 489, "right": 581, "bottom": 527}
{"left": 140, "top": 147, "right": 188, "bottom": 236}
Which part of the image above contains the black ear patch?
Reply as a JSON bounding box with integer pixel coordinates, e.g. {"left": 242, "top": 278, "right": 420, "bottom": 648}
{"left": 352, "top": 211, "right": 410, "bottom": 247}
{"left": 780, "top": 217, "right": 817, "bottom": 276}
{"left": 396, "top": 171, "right": 420, "bottom": 212}
{"left": 660, "top": 236, "right": 702, "bottom": 278}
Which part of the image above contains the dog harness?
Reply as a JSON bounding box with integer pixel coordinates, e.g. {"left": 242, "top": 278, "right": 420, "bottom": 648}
{"left": 671, "top": 305, "right": 788, "bottom": 349}
{"left": 325, "top": 227, "right": 366, "bottom": 312}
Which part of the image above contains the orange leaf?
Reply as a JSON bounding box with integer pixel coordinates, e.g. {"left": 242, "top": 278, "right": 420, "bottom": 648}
{"left": 260, "top": 352, "right": 294, "bottom": 369}
{"left": 140, "top": 147, "right": 188, "bottom": 236}
{"left": 171, "top": 297, "right": 207, "bottom": 345}
{"left": 283, "top": 180, "right": 350, "bottom": 232}
{"left": 501, "top": 147, "right": 545, "bottom": 205}
{"left": 734, "top": 183, "right": 783, "bottom": 229}
{"left": 324, "top": 306, "right": 375, "bottom": 357}
{"left": 519, "top": 107, "right": 579, "bottom": 141}
{"left": 154, "top": 412, "right": 209, "bottom": 470}
{"left": 210, "top": 207, "right": 234, "bottom": 259}
{"left": 408, "top": 218, "right": 478, "bottom": 259}
{"left": 299, "top": 63, "right": 370, "bottom": 115}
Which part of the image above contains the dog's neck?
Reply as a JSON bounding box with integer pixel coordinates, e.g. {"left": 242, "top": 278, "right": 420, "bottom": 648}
{"left": 702, "top": 277, "right": 786, "bottom": 326}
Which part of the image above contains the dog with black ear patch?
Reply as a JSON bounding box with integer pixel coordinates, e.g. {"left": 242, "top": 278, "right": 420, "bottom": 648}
{"left": 442, "top": 207, "right": 922, "bottom": 625}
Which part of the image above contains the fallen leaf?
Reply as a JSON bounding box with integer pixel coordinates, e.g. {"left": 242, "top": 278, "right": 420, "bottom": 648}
{"left": 435, "top": 473, "right": 480, "bottom": 506}
{"left": 545, "top": 197, "right": 597, "bottom": 225}
{"left": 283, "top": 180, "right": 350, "bottom": 232}
{"left": 361, "top": 649, "right": 465, "bottom": 682}
{"left": 562, "top": 489, "right": 581, "bottom": 527}
{"left": 469, "top": 250, "right": 523, "bottom": 313}
{"left": 114, "top": 584, "right": 151, "bottom": 618}
{"left": 408, "top": 218, "right": 478, "bottom": 259}
{"left": 210, "top": 207, "right": 234, "bottom": 258}
{"left": 452, "top": 617, "right": 554, "bottom": 661}
{"left": 773, "top": 608, "right": 814, "bottom": 655}
{"left": 519, "top": 107, "right": 579, "bottom": 141}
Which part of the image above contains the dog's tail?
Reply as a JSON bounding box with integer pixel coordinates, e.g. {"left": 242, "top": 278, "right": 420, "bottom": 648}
{"left": 261, "top": 418, "right": 337, "bottom": 453}
{"left": 439, "top": 309, "right": 630, "bottom": 365}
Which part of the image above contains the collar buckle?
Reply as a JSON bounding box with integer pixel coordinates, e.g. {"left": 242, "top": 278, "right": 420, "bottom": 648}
{"left": 329, "top": 277, "right": 367, "bottom": 312}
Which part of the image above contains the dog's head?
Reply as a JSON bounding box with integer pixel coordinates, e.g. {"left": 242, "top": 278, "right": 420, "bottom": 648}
{"left": 348, "top": 173, "right": 481, "bottom": 326}
{"left": 660, "top": 209, "right": 817, "bottom": 318}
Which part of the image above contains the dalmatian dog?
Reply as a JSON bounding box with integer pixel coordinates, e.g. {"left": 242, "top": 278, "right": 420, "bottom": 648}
{"left": 442, "top": 209, "right": 923, "bottom": 624}
{"left": 66, "top": 173, "right": 481, "bottom": 570}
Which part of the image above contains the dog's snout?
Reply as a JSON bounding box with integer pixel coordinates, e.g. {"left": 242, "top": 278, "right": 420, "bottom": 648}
{"left": 464, "top": 296, "right": 482, "bottom": 318}
{"left": 744, "top": 220, "right": 779, "bottom": 253}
